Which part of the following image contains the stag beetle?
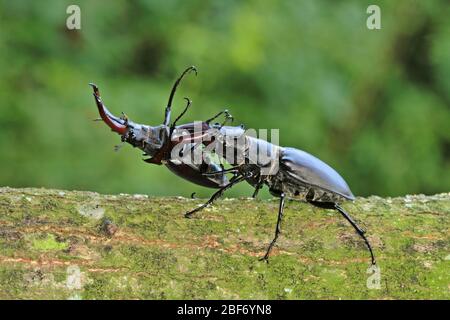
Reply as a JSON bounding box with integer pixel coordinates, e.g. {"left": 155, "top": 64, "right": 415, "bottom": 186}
{"left": 90, "top": 67, "right": 376, "bottom": 265}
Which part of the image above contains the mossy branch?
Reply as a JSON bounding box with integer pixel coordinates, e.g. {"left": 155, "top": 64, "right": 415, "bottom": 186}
{"left": 0, "top": 187, "right": 448, "bottom": 299}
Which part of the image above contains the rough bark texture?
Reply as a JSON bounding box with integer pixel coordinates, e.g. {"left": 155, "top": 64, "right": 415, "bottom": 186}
{"left": 0, "top": 187, "right": 448, "bottom": 299}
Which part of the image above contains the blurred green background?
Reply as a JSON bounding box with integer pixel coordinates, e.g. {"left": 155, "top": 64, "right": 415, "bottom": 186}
{"left": 0, "top": 0, "right": 449, "bottom": 198}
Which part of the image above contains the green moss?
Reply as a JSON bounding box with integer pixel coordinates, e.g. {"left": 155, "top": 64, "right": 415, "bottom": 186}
{"left": 31, "top": 234, "right": 68, "bottom": 252}
{"left": 0, "top": 188, "right": 449, "bottom": 299}
{"left": 0, "top": 268, "right": 27, "bottom": 298}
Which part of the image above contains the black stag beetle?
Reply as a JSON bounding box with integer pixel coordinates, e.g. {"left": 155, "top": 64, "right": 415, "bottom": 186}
{"left": 90, "top": 66, "right": 376, "bottom": 265}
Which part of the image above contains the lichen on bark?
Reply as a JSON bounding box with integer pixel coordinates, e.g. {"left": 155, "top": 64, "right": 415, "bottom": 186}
{"left": 0, "top": 187, "right": 448, "bottom": 299}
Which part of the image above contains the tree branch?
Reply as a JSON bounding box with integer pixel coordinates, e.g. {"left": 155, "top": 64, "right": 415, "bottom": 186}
{"left": 0, "top": 187, "right": 448, "bottom": 299}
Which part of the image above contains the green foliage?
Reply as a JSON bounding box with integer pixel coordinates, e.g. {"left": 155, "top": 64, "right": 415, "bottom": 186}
{"left": 0, "top": 0, "right": 449, "bottom": 197}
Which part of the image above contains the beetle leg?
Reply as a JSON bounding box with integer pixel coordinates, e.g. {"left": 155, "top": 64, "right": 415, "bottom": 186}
{"left": 201, "top": 166, "right": 240, "bottom": 176}
{"left": 205, "top": 110, "right": 226, "bottom": 124}
{"left": 206, "top": 109, "right": 233, "bottom": 125}
{"left": 252, "top": 182, "right": 263, "bottom": 199}
{"left": 220, "top": 111, "right": 234, "bottom": 128}
{"left": 334, "top": 203, "right": 376, "bottom": 265}
{"left": 260, "top": 193, "right": 285, "bottom": 262}
{"left": 308, "top": 201, "right": 376, "bottom": 265}
{"left": 184, "top": 175, "right": 246, "bottom": 218}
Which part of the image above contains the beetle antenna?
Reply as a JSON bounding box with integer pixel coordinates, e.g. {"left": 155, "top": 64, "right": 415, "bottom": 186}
{"left": 164, "top": 66, "right": 197, "bottom": 126}
{"left": 170, "top": 97, "right": 192, "bottom": 134}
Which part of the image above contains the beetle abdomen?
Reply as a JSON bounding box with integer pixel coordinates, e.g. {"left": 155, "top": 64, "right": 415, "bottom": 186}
{"left": 278, "top": 147, "right": 355, "bottom": 201}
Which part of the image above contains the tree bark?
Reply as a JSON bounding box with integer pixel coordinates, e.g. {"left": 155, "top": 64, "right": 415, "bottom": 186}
{"left": 0, "top": 187, "right": 448, "bottom": 299}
